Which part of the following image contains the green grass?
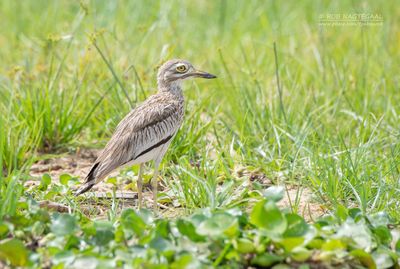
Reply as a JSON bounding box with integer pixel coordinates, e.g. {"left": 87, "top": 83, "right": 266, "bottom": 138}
{"left": 0, "top": 0, "right": 400, "bottom": 267}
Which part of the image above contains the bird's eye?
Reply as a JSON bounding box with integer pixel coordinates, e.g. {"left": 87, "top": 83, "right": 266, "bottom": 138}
{"left": 176, "top": 65, "right": 187, "bottom": 73}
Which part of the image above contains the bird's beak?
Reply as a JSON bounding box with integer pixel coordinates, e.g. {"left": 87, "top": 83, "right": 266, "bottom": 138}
{"left": 191, "top": 70, "right": 217, "bottom": 79}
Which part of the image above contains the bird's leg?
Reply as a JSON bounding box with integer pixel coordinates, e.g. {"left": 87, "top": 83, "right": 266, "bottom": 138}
{"left": 151, "top": 160, "right": 161, "bottom": 213}
{"left": 137, "top": 163, "right": 144, "bottom": 209}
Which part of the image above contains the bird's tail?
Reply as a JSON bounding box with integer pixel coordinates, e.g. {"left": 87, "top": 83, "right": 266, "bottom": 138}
{"left": 74, "top": 181, "right": 95, "bottom": 196}
{"left": 74, "top": 162, "right": 99, "bottom": 196}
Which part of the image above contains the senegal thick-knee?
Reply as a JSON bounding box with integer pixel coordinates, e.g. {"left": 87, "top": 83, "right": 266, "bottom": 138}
{"left": 75, "top": 59, "right": 216, "bottom": 211}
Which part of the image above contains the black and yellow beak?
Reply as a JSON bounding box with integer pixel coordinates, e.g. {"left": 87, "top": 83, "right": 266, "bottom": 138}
{"left": 191, "top": 70, "right": 217, "bottom": 79}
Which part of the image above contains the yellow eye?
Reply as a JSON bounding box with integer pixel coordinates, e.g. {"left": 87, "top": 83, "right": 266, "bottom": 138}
{"left": 176, "top": 65, "right": 187, "bottom": 73}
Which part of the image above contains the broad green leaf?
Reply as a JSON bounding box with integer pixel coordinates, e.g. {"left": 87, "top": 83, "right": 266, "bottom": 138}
{"left": 106, "top": 177, "right": 117, "bottom": 185}
{"left": 396, "top": 239, "right": 400, "bottom": 255}
{"left": 348, "top": 208, "right": 363, "bottom": 221}
{"left": 283, "top": 214, "right": 309, "bottom": 237}
{"left": 120, "top": 209, "right": 147, "bottom": 236}
{"left": 189, "top": 213, "right": 208, "bottom": 227}
{"left": 368, "top": 212, "right": 391, "bottom": 227}
{"left": 234, "top": 238, "right": 255, "bottom": 253}
{"left": 351, "top": 249, "right": 376, "bottom": 269}
{"left": 71, "top": 256, "right": 99, "bottom": 269}
{"left": 170, "top": 254, "right": 199, "bottom": 269}
{"left": 335, "top": 204, "right": 348, "bottom": 222}
{"left": 137, "top": 208, "right": 154, "bottom": 225}
{"left": 372, "top": 249, "right": 394, "bottom": 269}
{"left": 336, "top": 219, "right": 373, "bottom": 250}
{"left": 272, "top": 265, "right": 291, "bottom": 269}
{"left": 197, "top": 213, "right": 238, "bottom": 238}
{"left": 291, "top": 247, "right": 312, "bottom": 262}
{"left": 81, "top": 222, "right": 96, "bottom": 237}
{"left": 155, "top": 220, "right": 170, "bottom": 238}
{"left": 65, "top": 235, "right": 80, "bottom": 250}
{"left": 0, "top": 222, "right": 9, "bottom": 238}
{"left": 251, "top": 253, "right": 283, "bottom": 267}
{"left": 52, "top": 250, "right": 75, "bottom": 266}
{"left": 93, "top": 221, "right": 114, "bottom": 246}
{"left": 39, "top": 173, "right": 52, "bottom": 191}
{"left": 114, "top": 224, "right": 125, "bottom": 243}
{"left": 50, "top": 213, "right": 77, "bottom": 236}
{"left": 308, "top": 238, "right": 324, "bottom": 249}
{"left": 0, "top": 238, "right": 28, "bottom": 266}
{"left": 149, "top": 236, "right": 173, "bottom": 252}
{"left": 322, "top": 239, "right": 346, "bottom": 251}
{"left": 250, "top": 200, "right": 287, "bottom": 235}
{"left": 279, "top": 237, "right": 304, "bottom": 252}
{"left": 372, "top": 226, "right": 392, "bottom": 245}
{"left": 31, "top": 221, "right": 46, "bottom": 237}
{"left": 59, "top": 174, "right": 72, "bottom": 186}
{"left": 176, "top": 219, "right": 205, "bottom": 242}
{"left": 263, "top": 186, "right": 284, "bottom": 202}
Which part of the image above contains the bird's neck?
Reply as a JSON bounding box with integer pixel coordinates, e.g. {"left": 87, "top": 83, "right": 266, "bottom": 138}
{"left": 158, "top": 80, "right": 184, "bottom": 100}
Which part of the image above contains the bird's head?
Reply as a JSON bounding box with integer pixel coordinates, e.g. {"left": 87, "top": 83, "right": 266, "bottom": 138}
{"left": 157, "top": 59, "right": 216, "bottom": 90}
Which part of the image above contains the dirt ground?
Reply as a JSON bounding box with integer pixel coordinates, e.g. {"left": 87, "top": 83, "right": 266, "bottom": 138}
{"left": 30, "top": 148, "right": 99, "bottom": 178}
{"left": 28, "top": 148, "right": 327, "bottom": 220}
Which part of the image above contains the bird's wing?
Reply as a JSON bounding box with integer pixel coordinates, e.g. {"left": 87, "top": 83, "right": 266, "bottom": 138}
{"left": 85, "top": 94, "right": 183, "bottom": 184}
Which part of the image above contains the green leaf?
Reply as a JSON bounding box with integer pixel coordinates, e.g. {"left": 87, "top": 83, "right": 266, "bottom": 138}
{"left": 0, "top": 222, "right": 9, "bottom": 238}
{"left": 234, "top": 238, "right": 255, "bottom": 253}
{"left": 308, "top": 238, "right": 324, "bottom": 249}
{"left": 155, "top": 220, "right": 170, "bottom": 238}
{"left": 106, "top": 177, "right": 117, "bottom": 185}
{"left": 0, "top": 238, "right": 29, "bottom": 266}
{"left": 279, "top": 237, "right": 304, "bottom": 252}
{"left": 59, "top": 174, "right": 72, "bottom": 186}
{"left": 120, "top": 209, "right": 147, "bottom": 236}
{"left": 291, "top": 247, "right": 312, "bottom": 262}
{"left": 50, "top": 213, "right": 77, "bottom": 236}
{"left": 336, "top": 219, "right": 373, "bottom": 249}
{"left": 31, "top": 221, "right": 46, "bottom": 237}
{"left": 65, "top": 235, "right": 80, "bottom": 249}
{"left": 395, "top": 239, "right": 400, "bottom": 255}
{"left": 149, "top": 236, "right": 173, "bottom": 252}
{"left": 251, "top": 253, "right": 283, "bottom": 267}
{"left": 39, "top": 173, "right": 52, "bottom": 191}
{"left": 372, "top": 249, "right": 394, "bottom": 269}
{"left": 250, "top": 200, "right": 287, "bottom": 236}
{"left": 322, "top": 239, "right": 346, "bottom": 251}
{"left": 272, "top": 265, "right": 291, "bottom": 269}
{"left": 176, "top": 219, "right": 205, "bottom": 242}
{"left": 263, "top": 186, "right": 284, "bottom": 202}
{"left": 52, "top": 250, "right": 75, "bottom": 266}
{"left": 93, "top": 221, "right": 114, "bottom": 246}
{"left": 71, "top": 256, "right": 99, "bottom": 269}
{"left": 114, "top": 224, "right": 125, "bottom": 243}
{"left": 137, "top": 208, "right": 154, "bottom": 225}
{"left": 189, "top": 213, "right": 208, "bottom": 227}
{"left": 368, "top": 212, "right": 391, "bottom": 227}
{"left": 335, "top": 204, "right": 348, "bottom": 222}
{"left": 197, "top": 213, "right": 238, "bottom": 238}
{"left": 372, "top": 226, "right": 392, "bottom": 245}
{"left": 351, "top": 249, "right": 376, "bottom": 269}
{"left": 283, "top": 214, "right": 309, "bottom": 237}
{"left": 348, "top": 208, "right": 363, "bottom": 221}
{"left": 170, "top": 254, "right": 199, "bottom": 269}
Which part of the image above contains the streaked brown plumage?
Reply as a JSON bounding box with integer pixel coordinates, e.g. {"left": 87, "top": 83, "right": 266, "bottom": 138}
{"left": 75, "top": 59, "right": 216, "bottom": 211}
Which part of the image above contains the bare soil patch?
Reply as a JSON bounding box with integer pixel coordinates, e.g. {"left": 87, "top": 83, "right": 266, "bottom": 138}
{"left": 30, "top": 148, "right": 99, "bottom": 179}
{"left": 28, "top": 148, "right": 327, "bottom": 220}
{"left": 28, "top": 148, "right": 114, "bottom": 193}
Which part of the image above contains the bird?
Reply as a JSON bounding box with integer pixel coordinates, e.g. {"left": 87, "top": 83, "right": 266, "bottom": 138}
{"left": 74, "top": 59, "right": 216, "bottom": 212}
